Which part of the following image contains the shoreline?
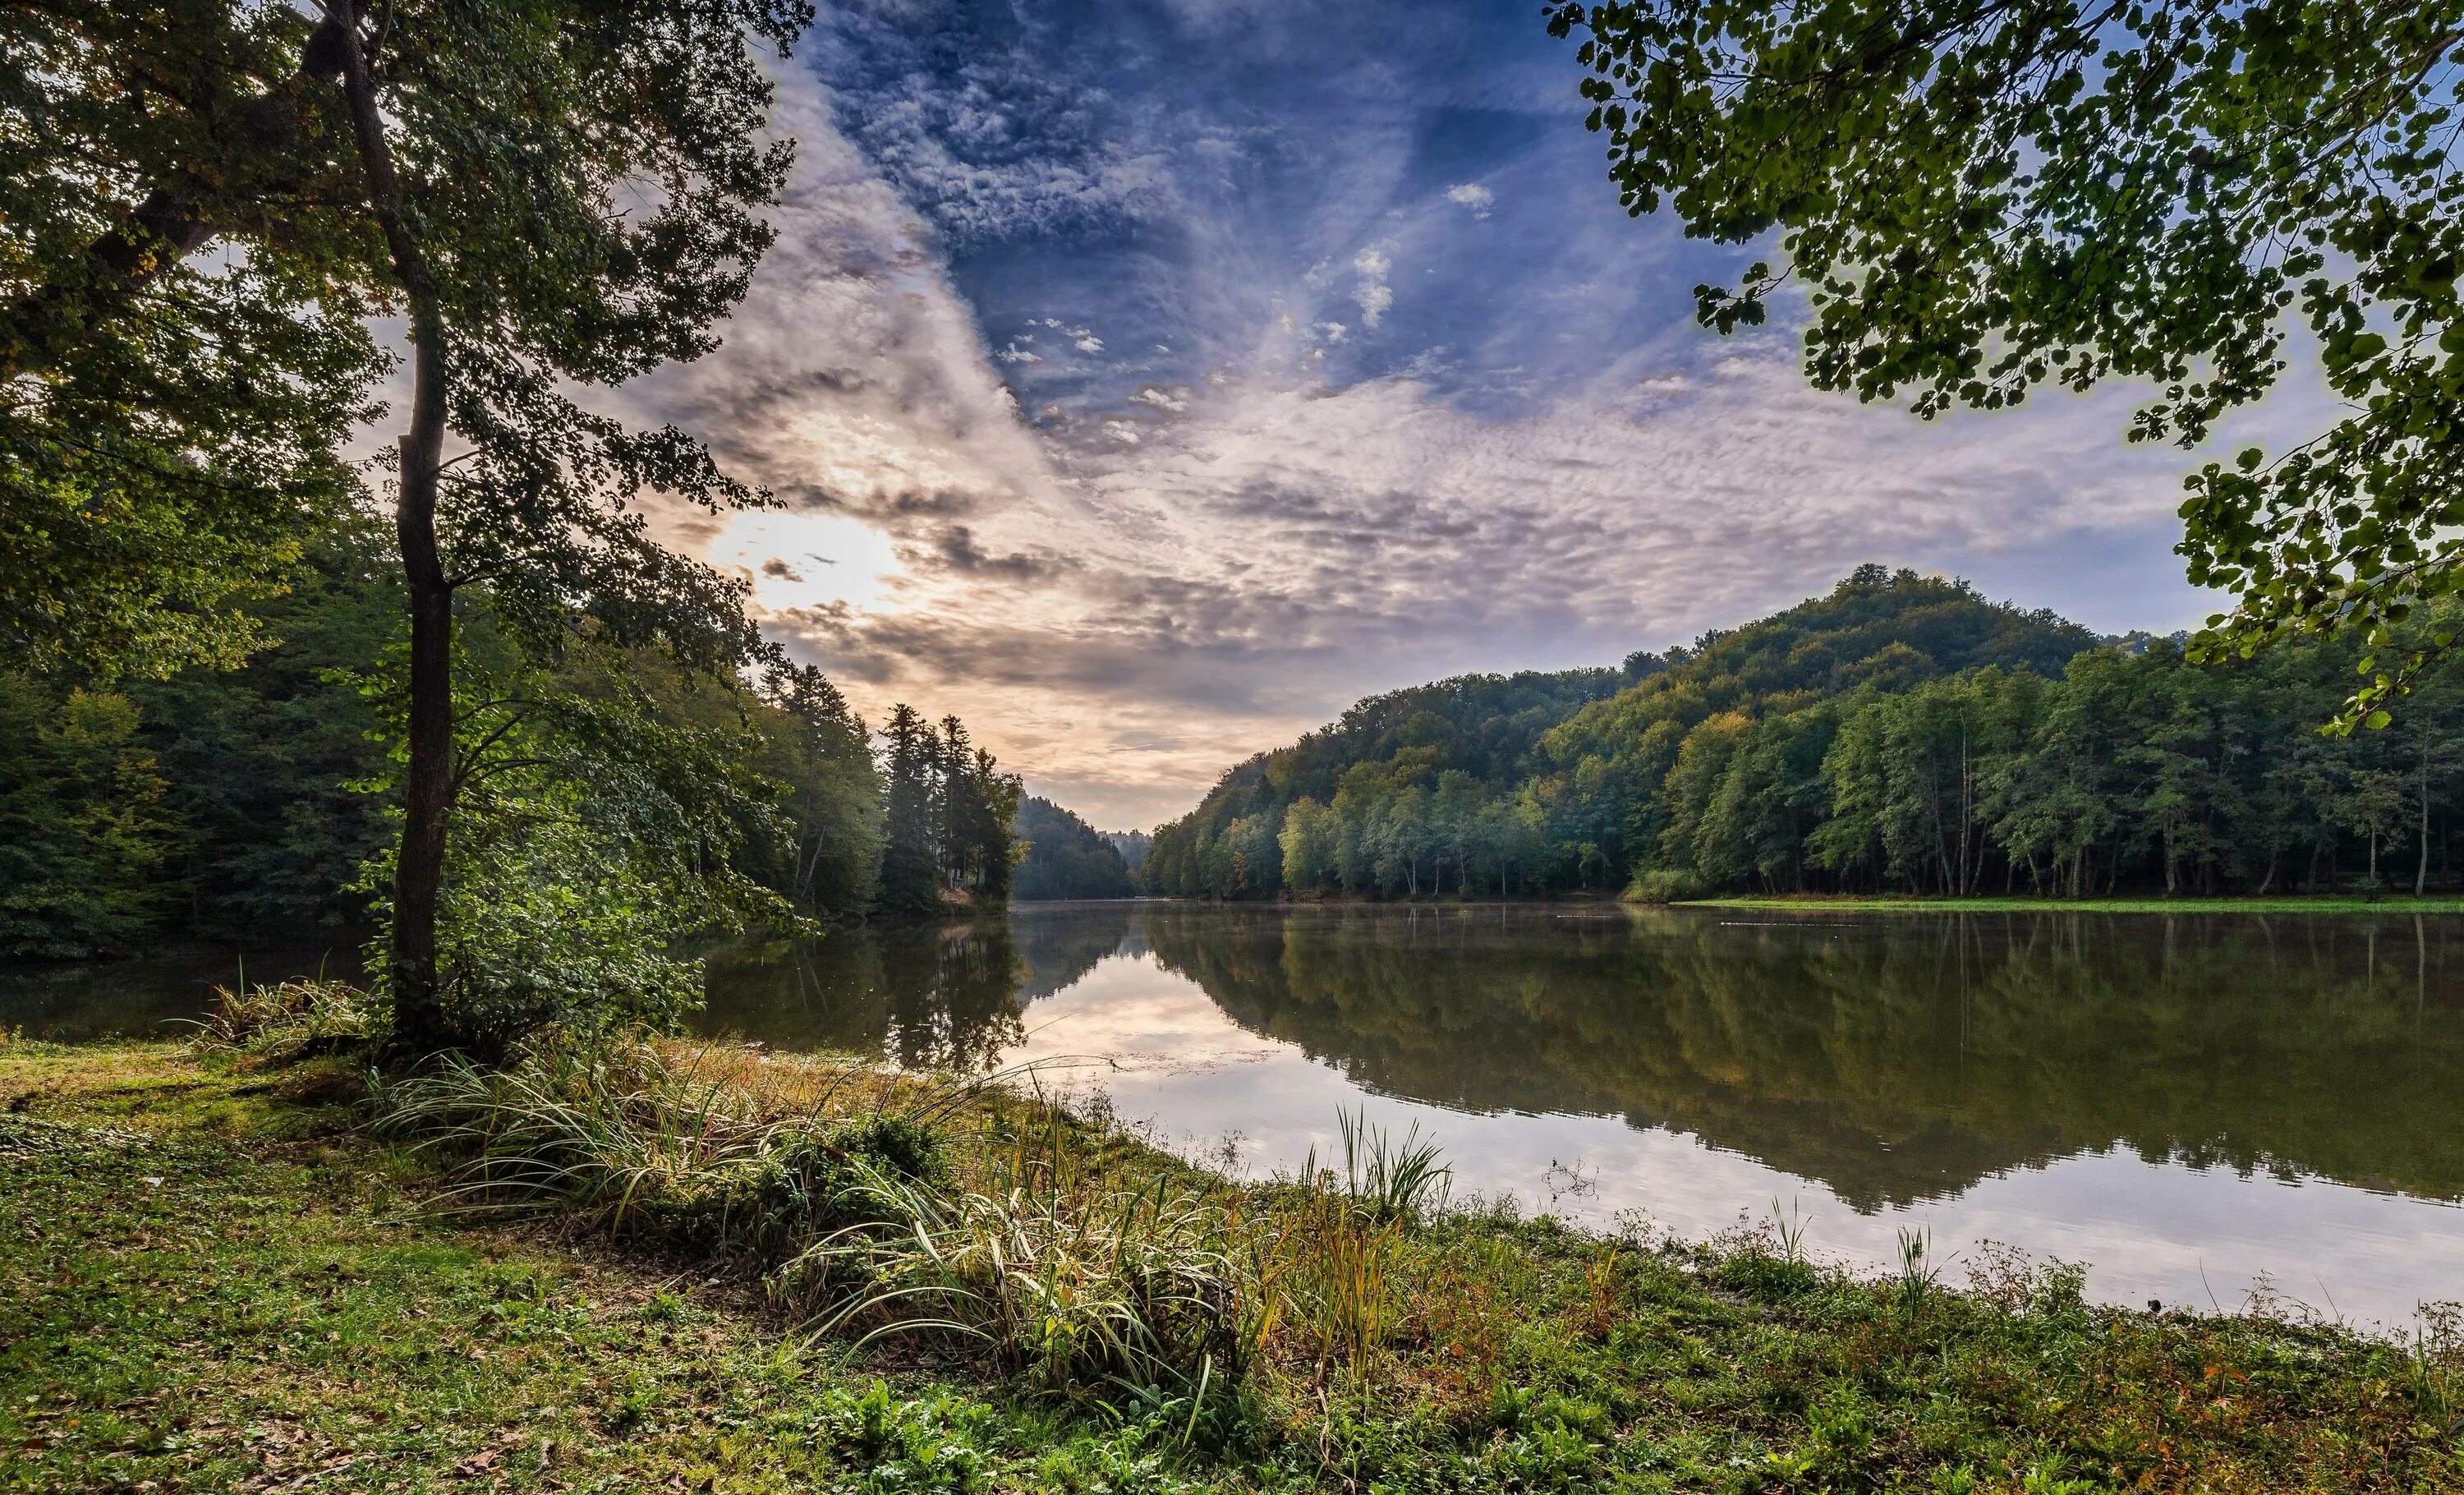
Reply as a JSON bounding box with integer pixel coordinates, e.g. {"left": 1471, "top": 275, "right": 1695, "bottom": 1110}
{"left": 5, "top": 1030, "right": 2457, "bottom": 1492}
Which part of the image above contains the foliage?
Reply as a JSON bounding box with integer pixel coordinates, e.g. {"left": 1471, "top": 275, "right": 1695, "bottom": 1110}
{"left": 127, "top": 517, "right": 401, "bottom": 941}
{"left": 748, "top": 663, "right": 885, "bottom": 918}
{"left": 0, "top": 3, "right": 384, "bottom": 678}
{"left": 1149, "top": 570, "right": 2464, "bottom": 901}
{"left": 1547, "top": 0, "right": 2464, "bottom": 724}
{"left": 0, "top": 673, "right": 174, "bottom": 956}
{"left": 1014, "top": 796, "right": 1139, "bottom": 900}
{"left": 1151, "top": 569, "right": 2098, "bottom": 899}
{"left": 876, "top": 705, "right": 1023, "bottom": 918}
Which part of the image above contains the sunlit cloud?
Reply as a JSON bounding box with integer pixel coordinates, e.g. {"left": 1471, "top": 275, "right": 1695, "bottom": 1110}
{"left": 598, "top": 0, "right": 2257, "bottom": 830}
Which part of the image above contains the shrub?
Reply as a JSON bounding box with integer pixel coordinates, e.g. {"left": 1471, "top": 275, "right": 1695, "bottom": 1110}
{"left": 1623, "top": 867, "right": 1708, "bottom": 904}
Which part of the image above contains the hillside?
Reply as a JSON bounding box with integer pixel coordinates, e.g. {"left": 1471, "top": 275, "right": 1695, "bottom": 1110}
{"left": 1011, "top": 796, "right": 1139, "bottom": 899}
{"left": 1142, "top": 566, "right": 2464, "bottom": 900}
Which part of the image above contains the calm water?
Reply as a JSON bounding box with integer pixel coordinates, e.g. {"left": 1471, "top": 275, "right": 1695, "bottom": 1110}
{"left": 696, "top": 903, "right": 2464, "bottom": 1327}
{"left": 11, "top": 904, "right": 2460, "bottom": 1324}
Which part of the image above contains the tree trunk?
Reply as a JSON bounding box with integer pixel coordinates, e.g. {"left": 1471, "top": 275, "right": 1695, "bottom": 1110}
{"left": 332, "top": 1, "right": 457, "bottom": 1052}
{"left": 2418, "top": 743, "right": 2432, "bottom": 898}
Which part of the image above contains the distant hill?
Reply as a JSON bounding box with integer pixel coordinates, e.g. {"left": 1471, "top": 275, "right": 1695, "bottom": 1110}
{"left": 1012, "top": 796, "right": 1139, "bottom": 899}
{"left": 1138, "top": 566, "right": 2463, "bottom": 902}
{"left": 1107, "top": 829, "right": 1152, "bottom": 875}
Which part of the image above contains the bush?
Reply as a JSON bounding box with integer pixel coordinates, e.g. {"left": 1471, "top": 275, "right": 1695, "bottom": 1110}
{"left": 1624, "top": 867, "right": 1708, "bottom": 904}
{"left": 364, "top": 818, "right": 709, "bottom": 1062}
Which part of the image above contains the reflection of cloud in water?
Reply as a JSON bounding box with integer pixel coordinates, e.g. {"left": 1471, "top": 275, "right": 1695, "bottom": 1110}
{"left": 1022, "top": 939, "right": 2464, "bottom": 1332}
{"left": 1007, "top": 959, "right": 1289, "bottom": 1076}
{"left": 696, "top": 904, "right": 2464, "bottom": 1331}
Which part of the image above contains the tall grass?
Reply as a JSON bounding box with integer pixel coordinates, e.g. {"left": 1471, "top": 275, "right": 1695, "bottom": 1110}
{"left": 367, "top": 1038, "right": 1493, "bottom": 1398}
{"left": 183, "top": 978, "right": 370, "bottom": 1056}
{"left": 1316, "top": 1107, "right": 1451, "bottom": 1225}
{"left": 782, "top": 1143, "right": 1248, "bottom": 1394}
{"left": 371, "top": 1040, "right": 939, "bottom": 1261}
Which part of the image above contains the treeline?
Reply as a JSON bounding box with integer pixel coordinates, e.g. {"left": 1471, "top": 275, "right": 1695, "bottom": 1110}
{"left": 1011, "top": 797, "right": 1139, "bottom": 900}
{"left": 0, "top": 526, "right": 1027, "bottom": 958}
{"left": 1143, "top": 567, "right": 2464, "bottom": 902}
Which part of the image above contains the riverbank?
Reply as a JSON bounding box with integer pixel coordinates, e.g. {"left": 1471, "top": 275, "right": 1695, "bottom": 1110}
{"left": 5, "top": 1030, "right": 2458, "bottom": 1493}
{"left": 1694, "top": 894, "right": 2464, "bottom": 914}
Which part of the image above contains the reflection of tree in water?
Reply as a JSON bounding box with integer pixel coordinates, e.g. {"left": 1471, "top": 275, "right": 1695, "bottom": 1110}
{"left": 1140, "top": 906, "right": 2464, "bottom": 1210}
{"left": 695, "top": 905, "right": 1134, "bottom": 1072}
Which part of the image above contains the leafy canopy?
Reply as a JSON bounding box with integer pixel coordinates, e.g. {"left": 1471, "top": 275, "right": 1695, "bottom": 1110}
{"left": 0, "top": 2, "right": 384, "bottom": 677}
{"left": 1548, "top": 0, "right": 2464, "bottom": 724}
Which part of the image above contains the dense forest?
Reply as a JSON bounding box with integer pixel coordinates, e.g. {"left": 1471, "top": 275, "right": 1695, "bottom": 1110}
{"left": 0, "top": 523, "right": 1027, "bottom": 959}
{"left": 1011, "top": 797, "right": 1139, "bottom": 900}
{"left": 1143, "top": 567, "right": 2464, "bottom": 902}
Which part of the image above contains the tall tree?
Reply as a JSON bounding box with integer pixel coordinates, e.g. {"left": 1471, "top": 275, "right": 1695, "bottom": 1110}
{"left": 876, "top": 705, "right": 943, "bottom": 918}
{"left": 310, "top": 0, "right": 807, "bottom": 1051}
{"left": 1550, "top": 0, "right": 2464, "bottom": 724}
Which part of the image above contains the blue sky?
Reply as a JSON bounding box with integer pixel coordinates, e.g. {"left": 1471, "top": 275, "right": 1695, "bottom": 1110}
{"left": 626, "top": 0, "right": 2261, "bottom": 828}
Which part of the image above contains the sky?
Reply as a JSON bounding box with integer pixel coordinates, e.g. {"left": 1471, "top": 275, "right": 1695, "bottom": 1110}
{"left": 614, "top": 0, "right": 2273, "bottom": 831}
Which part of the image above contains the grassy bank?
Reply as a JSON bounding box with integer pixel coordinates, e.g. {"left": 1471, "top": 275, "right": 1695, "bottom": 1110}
{"left": 1691, "top": 894, "right": 2464, "bottom": 915}
{"left": 5, "top": 1024, "right": 2460, "bottom": 1493}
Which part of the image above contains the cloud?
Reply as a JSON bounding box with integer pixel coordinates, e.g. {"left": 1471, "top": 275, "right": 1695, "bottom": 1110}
{"left": 1352, "top": 246, "right": 1393, "bottom": 329}
{"left": 594, "top": 7, "right": 2237, "bottom": 831}
{"left": 1446, "top": 182, "right": 1494, "bottom": 216}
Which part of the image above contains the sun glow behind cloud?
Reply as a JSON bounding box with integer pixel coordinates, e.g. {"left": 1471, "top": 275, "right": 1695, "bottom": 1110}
{"left": 715, "top": 508, "right": 904, "bottom": 614}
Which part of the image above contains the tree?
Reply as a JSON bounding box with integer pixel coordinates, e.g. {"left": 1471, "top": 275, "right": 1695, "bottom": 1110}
{"left": 1550, "top": 0, "right": 2464, "bottom": 723}
{"left": 312, "top": 0, "right": 810, "bottom": 1051}
{"left": 2, "top": 4, "right": 381, "bottom": 679}
{"left": 0, "top": 674, "right": 176, "bottom": 956}
{"left": 754, "top": 664, "right": 884, "bottom": 918}
{"left": 1012, "top": 797, "right": 1137, "bottom": 900}
{"left": 876, "top": 706, "right": 943, "bottom": 918}
{"left": 1278, "top": 798, "right": 1341, "bottom": 896}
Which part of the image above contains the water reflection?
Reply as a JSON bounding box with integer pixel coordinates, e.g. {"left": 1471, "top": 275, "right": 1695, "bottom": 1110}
{"left": 0, "top": 944, "right": 361, "bottom": 1042}
{"left": 699, "top": 904, "right": 2464, "bottom": 1211}
{"left": 16, "top": 904, "right": 2455, "bottom": 1321}
{"left": 693, "top": 903, "right": 2464, "bottom": 1322}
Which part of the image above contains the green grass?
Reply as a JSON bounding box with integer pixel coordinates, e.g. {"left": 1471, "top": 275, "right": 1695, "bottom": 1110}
{"left": 5, "top": 1036, "right": 2462, "bottom": 1493}
{"left": 1692, "top": 894, "right": 2464, "bottom": 914}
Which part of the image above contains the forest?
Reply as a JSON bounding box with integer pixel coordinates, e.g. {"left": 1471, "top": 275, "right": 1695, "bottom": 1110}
{"left": 1142, "top": 567, "right": 2464, "bottom": 903}
{"left": 1011, "top": 797, "right": 1140, "bottom": 901}
{"left": 0, "top": 522, "right": 1025, "bottom": 959}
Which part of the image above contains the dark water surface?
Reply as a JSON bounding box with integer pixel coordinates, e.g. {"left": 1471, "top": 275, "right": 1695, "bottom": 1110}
{"left": 694, "top": 903, "right": 2464, "bottom": 1326}
{"left": 11, "top": 904, "right": 2459, "bottom": 1323}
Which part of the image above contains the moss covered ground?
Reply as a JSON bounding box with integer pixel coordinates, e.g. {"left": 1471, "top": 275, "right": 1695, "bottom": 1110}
{"left": 3, "top": 1037, "right": 2459, "bottom": 1493}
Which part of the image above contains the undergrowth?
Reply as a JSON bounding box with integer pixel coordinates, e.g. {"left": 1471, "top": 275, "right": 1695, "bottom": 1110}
{"left": 7, "top": 1000, "right": 2463, "bottom": 1493}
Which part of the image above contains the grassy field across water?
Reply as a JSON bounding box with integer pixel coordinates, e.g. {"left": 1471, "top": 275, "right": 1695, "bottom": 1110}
{"left": 3, "top": 1002, "right": 2461, "bottom": 1493}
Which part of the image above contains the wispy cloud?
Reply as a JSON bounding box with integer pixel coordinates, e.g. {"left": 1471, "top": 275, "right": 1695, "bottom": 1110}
{"left": 602, "top": 2, "right": 2241, "bottom": 830}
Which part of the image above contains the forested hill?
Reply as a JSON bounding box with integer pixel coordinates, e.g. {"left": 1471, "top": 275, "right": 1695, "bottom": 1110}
{"left": 1012, "top": 797, "right": 1139, "bottom": 900}
{"left": 1142, "top": 565, "right": 2464, "bottom": 901}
